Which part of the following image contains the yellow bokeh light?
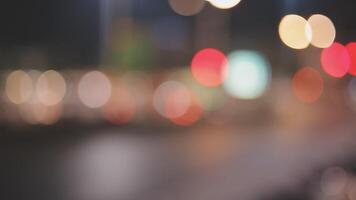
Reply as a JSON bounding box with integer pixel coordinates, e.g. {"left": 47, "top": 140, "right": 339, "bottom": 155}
{"left": 78, "top": 71, "right": 112, "bottom": 109}
{"left": 168, "top": 0, "right": 205, "bottom": 16}
{"left": 207, "top": 0, "right": 242, "bottom": 9}
{"left": 279, "top": 14, "right": 311, "bottom": 49}
{"left": 308, "top": 14, "right": 336, "bottom": 48}
{"left": 5, "top": 70, "right": 33, "bottom": 104}
{"left": 36, "top": 70, "right": 67, "bottom": 106}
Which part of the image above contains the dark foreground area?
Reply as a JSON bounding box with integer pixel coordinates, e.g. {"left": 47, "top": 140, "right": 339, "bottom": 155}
{"left": 2, "top": 121, "right": 356, "bottom": 200}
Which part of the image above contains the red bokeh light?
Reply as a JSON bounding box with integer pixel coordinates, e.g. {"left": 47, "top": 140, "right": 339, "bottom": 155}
{"left": 321, "top": 42, "right": 350, "bottom": 78}
{"left": 347, "top": 42, "right": 356, "bottom": 76}
{"left": 292, "top": 67, "right": 324, "bottom": 103}
{"left": 191, "top": 48, "right": 228, "bottom": 87}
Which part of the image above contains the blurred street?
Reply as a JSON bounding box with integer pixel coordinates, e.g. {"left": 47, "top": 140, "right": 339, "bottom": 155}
{"left": 0, "top": 0, "right": 356, "bottom": 200}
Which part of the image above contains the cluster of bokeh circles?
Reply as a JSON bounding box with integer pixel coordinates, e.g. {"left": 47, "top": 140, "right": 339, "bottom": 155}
{"left": 152, "top": 46, "right": 271, "bottom": 126}
{"left": 2, "top": 53, "right": 272, "bottom": 126}
{"left": 168, "top": 0, "right": 242, "bottom": 16}
{"left": 279, "top": 14, "right": 356, "bottom": 103}
{"left": 5, "top": 70, "right": 67, "bottom": 125}
{"left": 3, "top": 70, "right": 150, "bottom": 125}
{"left": 3, "top": 1, "right": 356, "bottom": 127}
{"left": 191, "top": 48, "right": 271, "bottom": 100}
{"left": 279, "top": 14, "right": 336, "bottom": 49}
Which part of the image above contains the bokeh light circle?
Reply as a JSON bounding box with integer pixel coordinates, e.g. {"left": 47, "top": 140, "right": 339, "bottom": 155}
{"left": 207, "top": 0, "right": 242, "bottom": 9}
{"left": 223, "top": 50, "right": 271, "bottom": 99}
{"left": 5, "top": 70, "right": 33, "bottom": 104}
{"left": 321, "top": 42, "right": 350, "bottom": 78}
{"left": 169, "top": 68, "right": 227, "bottom": 112}
{"left": 153, "top": 81, "right": 191, "bottom": 119}
{"left": 170, "top": 95, "right": 203, "bottom": 126}
{"left": 168, "top": 0, "right": 205, "bottom": 16}
{"left": 278, "top": 14, "right": 311, "bottom": 49}
{"left": 78, "top": 71, "right": 112, "bottom": 108}
{"left": 191, "top": 48, "right": 228, "bottom": 87}
{"left": 292, "top": 67, "right": 324, "bottom": 103}
{"left": 347, "top": 42, "right": 356, "bottom": 76}
{"left": 308, "top": 14, "right": 336, "bottom": 48}
{"left": 36, "top": 70, "right": 66, "bottom": 106}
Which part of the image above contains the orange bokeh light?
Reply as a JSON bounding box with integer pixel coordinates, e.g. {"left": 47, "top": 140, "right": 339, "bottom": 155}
{"left": 292, "top": 67, "right": 324, "bottom": 103}
{"left": 191, "top": 48, "right": 228, "bottom": 87}
{"left": 153, "top": 81, "right": 191, "bottom": 119}
{"left": 170, "top": 97, "right": 203, "bottom": 126}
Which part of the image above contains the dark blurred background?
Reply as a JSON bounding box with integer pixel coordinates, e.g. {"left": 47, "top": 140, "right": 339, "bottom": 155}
{"left": 0, "top": 0, "right": 353, "bottom": 68}
{"left": 0, "top": 1, "right": 356, "bottom": 200}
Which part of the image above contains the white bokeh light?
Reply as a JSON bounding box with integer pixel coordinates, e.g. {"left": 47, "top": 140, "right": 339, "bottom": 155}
{"left": 207, "top": 0, "right": 242, "bottom": 9}
{"left": 78, "top": 71, "right": 112, "bottom": 108}
{"left": 223, "top": 50, "right": 271, "bottom": 99}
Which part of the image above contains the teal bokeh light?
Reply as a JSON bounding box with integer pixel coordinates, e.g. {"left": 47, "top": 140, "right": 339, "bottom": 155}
{"left": 223, "top": 50, "right": 271, "bottom": 99}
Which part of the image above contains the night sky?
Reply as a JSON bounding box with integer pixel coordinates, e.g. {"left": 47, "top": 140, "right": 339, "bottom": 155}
{"left": 0, "top": 0, "right": 353, "bottom": 68}
{"left": 0, "top": 0, "right": 101, "bottom": 67}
